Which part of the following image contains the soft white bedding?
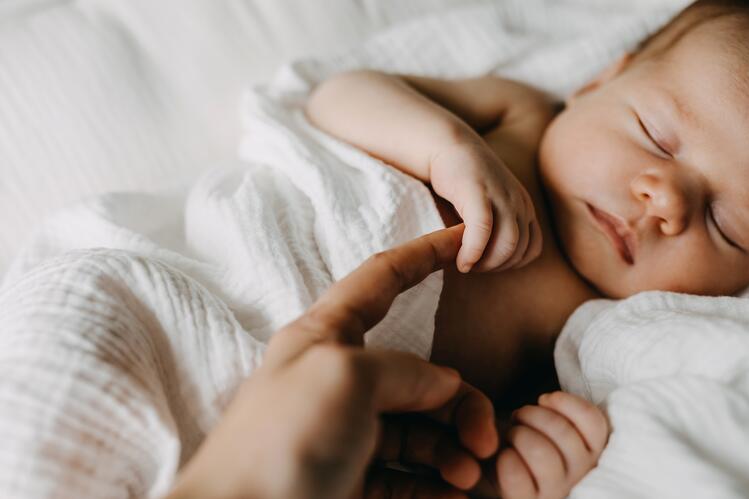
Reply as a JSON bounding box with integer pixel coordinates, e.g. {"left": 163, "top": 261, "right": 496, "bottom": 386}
{"left": 0, "top": 0, "right": 475, "bottom": 276}
{"left": 0, "top": 91, "right": 444, "bottom": 497}
{"left": 6, "top": 1, "right": 748, "bottom": 498}
{"left": 557, "top": 293, "right": 749, "bottom": 497}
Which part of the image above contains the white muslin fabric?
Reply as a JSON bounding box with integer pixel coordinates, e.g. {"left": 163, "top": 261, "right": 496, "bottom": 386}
{"left": 0, "top": 96, "right": 444, "bottom": 497}
{"left": 0, "top": 0, "right": 481, "bottom": 275}
{"left": 0, "top": 0, "right": 696, "bottom": 498}
{"left": 555, "top": 293, "right": 749, "bottom": 498}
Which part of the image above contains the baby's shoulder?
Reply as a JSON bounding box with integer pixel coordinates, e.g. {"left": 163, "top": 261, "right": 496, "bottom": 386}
{"left": 481, "top": 84, "right": 557, "bottom": 170}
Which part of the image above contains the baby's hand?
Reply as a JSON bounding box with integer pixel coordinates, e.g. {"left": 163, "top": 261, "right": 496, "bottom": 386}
{"left": 497, "top": 391, "right": 608, "bottom": 499}
{"left": 430, "top": 141, "right": 542, "bottom": 273}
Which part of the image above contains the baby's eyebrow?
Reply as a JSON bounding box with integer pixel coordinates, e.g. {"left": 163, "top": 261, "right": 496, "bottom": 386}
{"left": 659, "top": 90, "right": 696, "bottom": 133}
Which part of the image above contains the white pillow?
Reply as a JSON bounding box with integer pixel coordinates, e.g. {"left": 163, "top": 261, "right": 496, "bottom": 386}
{"left": 0, "top": 0, "right": 473, "bottom": 277}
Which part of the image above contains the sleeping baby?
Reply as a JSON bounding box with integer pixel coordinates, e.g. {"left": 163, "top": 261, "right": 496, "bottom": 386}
{"left": 305, "top": 0, "right": 749, "bottom": 497}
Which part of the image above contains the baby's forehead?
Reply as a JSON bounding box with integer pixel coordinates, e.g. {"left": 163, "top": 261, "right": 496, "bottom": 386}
{"left": 645, "top": 19, "right": 749, "bottom": 129}
{"left": 665, "top": 15, "right": 749, "bottom": 93}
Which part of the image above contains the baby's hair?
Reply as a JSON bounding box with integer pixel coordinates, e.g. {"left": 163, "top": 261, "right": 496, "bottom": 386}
{"left": 633, "top": 0, "right": 749, "bottom": 63}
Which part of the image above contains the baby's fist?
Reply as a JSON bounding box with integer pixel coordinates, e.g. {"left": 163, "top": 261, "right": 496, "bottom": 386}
{"left": 430, "top": 142, "right": 542, "bottom": 273}
{"left": 497, "top": 392, "right": 608, "bottom": 499}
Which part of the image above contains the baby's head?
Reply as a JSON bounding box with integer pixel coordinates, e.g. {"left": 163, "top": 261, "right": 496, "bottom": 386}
{"left": 539, "top": 0, "right": 749, "bottom": 298}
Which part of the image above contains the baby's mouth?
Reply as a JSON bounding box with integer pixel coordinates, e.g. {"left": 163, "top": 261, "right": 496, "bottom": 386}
{"left": 586, "top": 203, "right": 636, "bottom": 265}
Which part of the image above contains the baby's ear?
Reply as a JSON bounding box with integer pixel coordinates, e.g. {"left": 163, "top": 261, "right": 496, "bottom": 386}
{"left": 568, "top": 52, "right": 634, "bottom": 101}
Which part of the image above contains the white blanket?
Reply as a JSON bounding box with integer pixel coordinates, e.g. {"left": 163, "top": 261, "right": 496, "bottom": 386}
{"left": 0, "top": 79, "right": 445, "bottom": 498}
{"left": 4, "top": 0, "right": 729, "bottom": 498}
{"left": 556, "top": 293, "right": 749, "bottom": 498}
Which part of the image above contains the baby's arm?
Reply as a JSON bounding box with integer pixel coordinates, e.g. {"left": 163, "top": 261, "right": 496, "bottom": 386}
{"left": 305, "top": 71, "right": 549, "bottom": 272}
{"left": 497, "top": 391, "right": 609, "bottom": 499}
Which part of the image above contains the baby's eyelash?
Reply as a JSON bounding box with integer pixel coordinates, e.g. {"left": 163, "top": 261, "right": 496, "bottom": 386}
{"left": 637, "top": 116, "right": 671, "bottom": 157}
{"left": 708, "top": 205, "right": 744, "bottom": 252}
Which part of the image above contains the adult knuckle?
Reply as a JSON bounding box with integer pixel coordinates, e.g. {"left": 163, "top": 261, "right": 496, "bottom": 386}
{"left": 301, "top": 306, "right": 335, "bottom": 332}
{"left": 367, "top": 250, "right": 407, "bottom": 287}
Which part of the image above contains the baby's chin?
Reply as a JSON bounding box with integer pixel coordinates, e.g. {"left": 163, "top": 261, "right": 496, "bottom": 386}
{"left": 545, "top": 211, "right": 631, "bottom": 299}
{"left": 566, "top": 254, "right": 621, "bottom": 298}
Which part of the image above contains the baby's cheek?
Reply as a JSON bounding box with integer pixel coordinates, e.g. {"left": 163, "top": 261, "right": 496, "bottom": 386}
{"left": 632, "top": 242, "right": 744, "bottom": 296}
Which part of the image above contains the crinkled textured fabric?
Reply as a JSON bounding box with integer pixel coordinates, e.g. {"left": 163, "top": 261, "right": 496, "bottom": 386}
{"left": 0, "top": 0, "right": 698, "bottom": 497}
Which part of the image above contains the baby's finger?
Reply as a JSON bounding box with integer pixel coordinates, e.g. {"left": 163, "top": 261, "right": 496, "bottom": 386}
{"left": 509, "top": 195, "right": 541, "bottom": 269}
{"left": 510, "top": 221, "right": 537, "bottom": 270}
{"left": 456, "top": 194, "right": 493, "bottom": 273}
{"left": 506, "top": 425, "right": 566, "bottom": 497}
{"left": 494, "top": 215, "right": 530, "bottom": 272}
{"left": 538, "top": 392, "right": 609, "bottom": 456}
{"left": 516, "top": 220, "right": 543, "bottom": 269}
{"left": 512, "top": 404, "right": 590, "bottom": 479}
{"left": 377, "top": 415, "right": 481, "bottom": 490}
{"left": 366, "top": 467, "right": 468, "bottom": 499}
{"left": 496, "top": 448, "right": 537, "bottom": 499}
{"left": 473, "top": 210, "right": 519, "bottom": 271}
{"left": 427, "top": 383, "right": 499, "bottom": 460}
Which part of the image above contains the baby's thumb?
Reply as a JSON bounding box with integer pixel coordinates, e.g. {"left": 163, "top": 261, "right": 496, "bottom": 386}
{"left": 457, "top": 199, "right": 493, "bottom": 273}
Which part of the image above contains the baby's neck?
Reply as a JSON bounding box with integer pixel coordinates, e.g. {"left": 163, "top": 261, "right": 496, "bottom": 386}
{"left": 433, "top": 195, "right": 598, "bottom": 405}
{"left": 432, "top": 118, "right": 599, "bottom": 407}
{"left": 431, "top": 140, "right": 599, "bottom": 405}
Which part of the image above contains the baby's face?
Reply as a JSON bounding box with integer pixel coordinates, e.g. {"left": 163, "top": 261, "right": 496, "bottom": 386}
{"left": 539, "top": 24, "right": 749, "bottom": 298}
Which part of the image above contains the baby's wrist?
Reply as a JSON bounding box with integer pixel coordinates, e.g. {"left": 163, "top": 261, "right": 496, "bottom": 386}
{"left": 430, "top": 140, "right": 491, "bottom": 191}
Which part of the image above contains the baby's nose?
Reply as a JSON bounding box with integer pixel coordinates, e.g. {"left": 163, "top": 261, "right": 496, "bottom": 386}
{"left": 630, "top": 169, "right": 690, "bottom": 236}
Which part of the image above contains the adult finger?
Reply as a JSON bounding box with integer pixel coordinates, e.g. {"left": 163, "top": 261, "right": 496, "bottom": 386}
{"left": 265, "top": 224, "right": 464, "bottom": 367}
{"left": 298, "top": 347, "right": 496, "bottom": 477}
{"left": 296, "top": 346, "right": 462, "bottom": 415}
{"left": 365, "top": 467, "right": 468, "bottom": 499}
{"left": 426, "top": 382, "right": 498, "bottom": 459}
{"left": 357, "top": 349, "right": 462, "bottom": 413}
{"left": 378, "top": 415, "right": 481, "bottom": 490}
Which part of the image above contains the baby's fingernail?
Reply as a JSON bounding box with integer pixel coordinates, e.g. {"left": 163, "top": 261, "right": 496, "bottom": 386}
{"left": 459, "top": 262, "right": 472, "bottom": 273}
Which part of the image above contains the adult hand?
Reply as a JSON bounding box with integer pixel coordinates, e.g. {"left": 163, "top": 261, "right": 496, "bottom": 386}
{"left": 165, "top": 224, "right": 498, "bottom": 499}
